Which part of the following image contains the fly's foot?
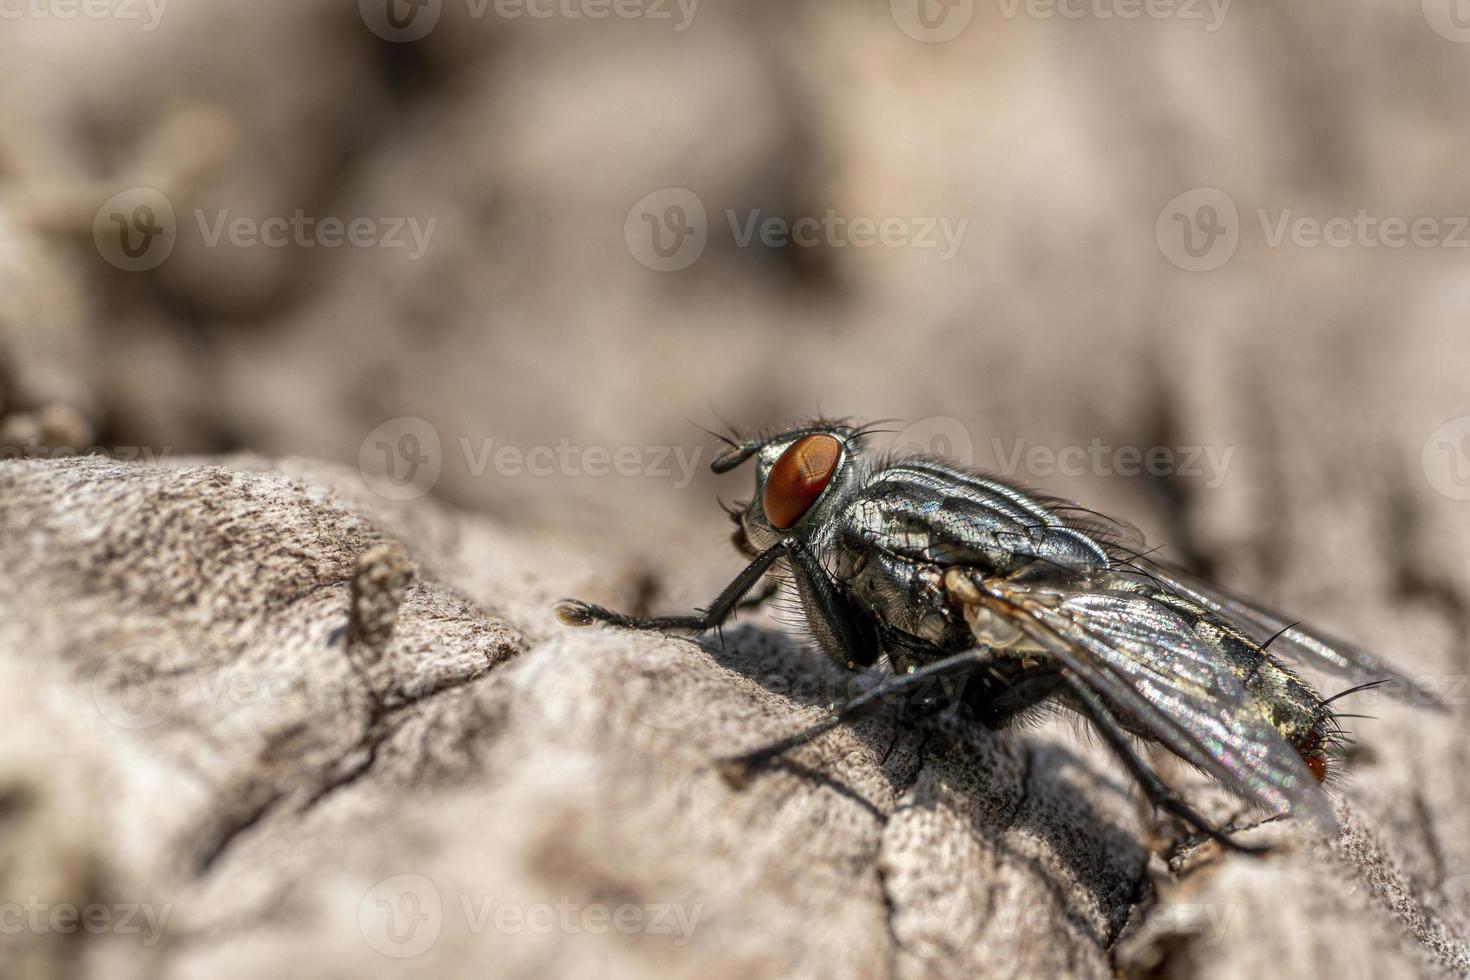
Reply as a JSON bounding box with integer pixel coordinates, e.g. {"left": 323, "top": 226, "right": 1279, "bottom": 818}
{"left": 554, "top": 599, "right": 606, "bottom": 627}
{"left": 715, "top": 754, "right": 759, "bottom": 790}
{"left": 1154, "top": 793, "right": 1273, "bottom": 855}
{"left": 716, "top": 744, "right": 789, "bottom": 789}
{"left": 714, "top": 740, "right": 805, "bottom": 793}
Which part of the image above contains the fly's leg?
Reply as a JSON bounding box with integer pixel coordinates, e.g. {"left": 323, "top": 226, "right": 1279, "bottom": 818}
{"left": 720, "top": 649, "right": 990, "bottom": 784}
{"left": 785, "top": 540, "right": 881, "bottom": 669}
{"left": 736, "top": 578, "right": 781, "bottom": 612}
{"left": 1061, "top": 673, "right": 1269, "bottom": 855}
{"left": 556, "top": 541, "right": 788, "bottom": 634}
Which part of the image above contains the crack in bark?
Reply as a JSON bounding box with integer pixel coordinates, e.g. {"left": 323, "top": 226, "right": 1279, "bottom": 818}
{"left": 1412, "top": 788, "right": 1449, "bottom": 890}
{"left": 192, "top": 650, "right": 505, "bottom": 878}
{"left": 195, "top": 787, "right": 288, "bottom": 875}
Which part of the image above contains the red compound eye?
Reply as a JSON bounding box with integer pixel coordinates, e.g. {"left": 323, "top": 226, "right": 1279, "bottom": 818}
{"left": 763, "top": 434, "right": 841, "bottom": 529}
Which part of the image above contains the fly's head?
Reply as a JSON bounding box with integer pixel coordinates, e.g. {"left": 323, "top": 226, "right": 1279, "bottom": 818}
{"left": 711, "top": 420, "right": 869, "bottom": 556}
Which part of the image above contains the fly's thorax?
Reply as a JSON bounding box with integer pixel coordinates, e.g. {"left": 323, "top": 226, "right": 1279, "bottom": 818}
{"left": 817, "top": 540, "right": 979, "bottom": 654}
{"left": 836, "top": 459, "right": 1113, "bottom": 580}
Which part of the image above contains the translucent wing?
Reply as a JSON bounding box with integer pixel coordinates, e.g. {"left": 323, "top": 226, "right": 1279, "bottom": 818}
{"left": 1134, "top": 559, "right": 1442, "bottom": 710}
{"left": 966, "top": 576, "right": 1335, "bottom": 827}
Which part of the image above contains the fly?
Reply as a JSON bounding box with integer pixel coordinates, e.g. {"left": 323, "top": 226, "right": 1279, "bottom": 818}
{"left": 556, "top": 419, "right": 1439, "bottom": 849}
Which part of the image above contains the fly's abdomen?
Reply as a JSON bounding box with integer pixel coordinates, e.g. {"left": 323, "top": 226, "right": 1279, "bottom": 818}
{"left": 1151, "top": 589, "right": 1339, "bottom": 782}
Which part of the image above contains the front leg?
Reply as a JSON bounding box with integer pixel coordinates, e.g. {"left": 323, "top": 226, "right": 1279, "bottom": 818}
{"left": 556, "top": 541, "right": 789, "bottom": 634}
{"left": 785, "top": 540, "right": 881, "bottom": 668}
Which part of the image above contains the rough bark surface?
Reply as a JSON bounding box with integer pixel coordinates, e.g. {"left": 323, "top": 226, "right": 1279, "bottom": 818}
{"left": 1, "top": 455, "right": 1467, "bottom": 980}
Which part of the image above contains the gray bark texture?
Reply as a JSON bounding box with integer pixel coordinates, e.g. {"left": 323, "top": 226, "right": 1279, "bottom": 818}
{"left": 1, "top": 453, "right": 1468, "bottom": 980}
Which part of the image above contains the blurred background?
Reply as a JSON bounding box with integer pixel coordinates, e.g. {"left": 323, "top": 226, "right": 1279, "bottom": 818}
{"left": 4, "top": 0, "right": 1470, "bottom": 589}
